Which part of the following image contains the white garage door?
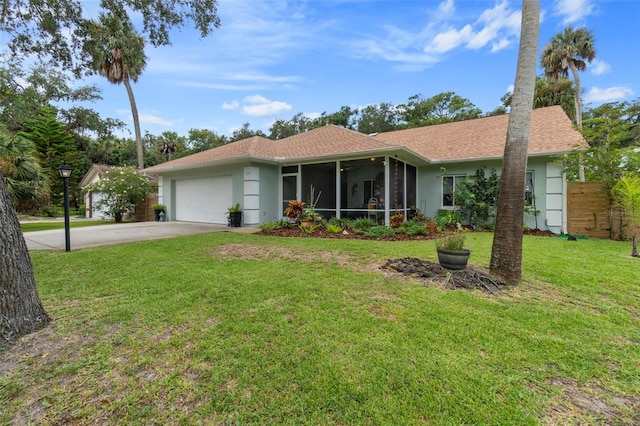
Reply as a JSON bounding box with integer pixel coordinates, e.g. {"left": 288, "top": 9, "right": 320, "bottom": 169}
{"left": 175, "top": 176, "right": 232, "bottom": 223}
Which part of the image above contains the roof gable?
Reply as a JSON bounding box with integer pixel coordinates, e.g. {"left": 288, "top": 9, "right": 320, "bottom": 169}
{"left": 78, "top": 164, "right": 115, "bottom": 188}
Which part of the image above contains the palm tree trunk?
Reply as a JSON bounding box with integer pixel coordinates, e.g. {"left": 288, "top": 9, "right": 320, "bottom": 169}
{"left": 0, "top": 172, "right": 50, "bottom": 345}
{"left": 568, "top": 60, "right": 586, "bottom": 181}
{"left": 568, "top": 60, "right": 582, "bottom": 129}
{"left": 490, "top": 0, "right": 540, "bottom": 284}
{"left": 124, "top": 77, "right": 144, "bottom": 170}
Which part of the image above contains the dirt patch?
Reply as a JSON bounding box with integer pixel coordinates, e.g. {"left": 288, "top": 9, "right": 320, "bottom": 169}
{"left": 212, "top": 243, "right": 510, "bottom": 294}
{"left": 543, "top": 377, "right": 640, "bottom": 425}
{"left": 211, "top": 243, "right": 376, "bottom": 273}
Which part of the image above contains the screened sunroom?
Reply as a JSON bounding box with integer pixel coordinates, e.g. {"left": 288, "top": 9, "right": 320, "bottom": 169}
{"left": 280, "top": 156, "right": 417, "bottom": 225}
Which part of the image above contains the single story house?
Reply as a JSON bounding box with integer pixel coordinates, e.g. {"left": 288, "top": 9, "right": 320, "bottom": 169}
{"left": 78, "top": 164, "right": 115, "bottom": 219}
{"left": 144, "top": 105, "right": 587, "bottom": 234}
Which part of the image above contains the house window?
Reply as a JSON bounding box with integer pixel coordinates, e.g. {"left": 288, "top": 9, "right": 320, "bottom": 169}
{"left": 282, "top": 166, "right": 299, "bottom": 214}
{"left": 442, "top": 175, "right": 465, "bottom": 207}
{"left": 525, "top": 171, "right": 534, "bottom": 204}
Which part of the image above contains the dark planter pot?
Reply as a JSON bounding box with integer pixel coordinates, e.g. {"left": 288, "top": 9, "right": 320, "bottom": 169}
{"left": 436, "top": 247, "right": 471, "bottom": 270}
{"left": 154, "top": 210, "right": 165, "bottom": 221}
{"left": 228, "top": 211, "right": 242, "bottom": 227}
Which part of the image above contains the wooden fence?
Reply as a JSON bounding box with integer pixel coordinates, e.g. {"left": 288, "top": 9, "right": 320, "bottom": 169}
{"left": 566, "top": 182, "right": 629, "bottom": 239}
{"left": 135, "top": 192, "right": 158, "bottom": 222}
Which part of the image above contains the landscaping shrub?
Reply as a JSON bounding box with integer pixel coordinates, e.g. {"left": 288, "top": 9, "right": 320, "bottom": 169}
{"left": 357, "top": 225, "right": 397, "bottom": 238}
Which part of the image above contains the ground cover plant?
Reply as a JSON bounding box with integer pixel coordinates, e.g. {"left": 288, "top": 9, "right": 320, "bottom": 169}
{"left": 1, "top": 232, "right": 639, "bottom": 424}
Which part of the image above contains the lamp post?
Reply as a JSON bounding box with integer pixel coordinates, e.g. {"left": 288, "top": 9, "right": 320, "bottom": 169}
{"left": 58, "top": 163, "right": 73, "bottom": 252}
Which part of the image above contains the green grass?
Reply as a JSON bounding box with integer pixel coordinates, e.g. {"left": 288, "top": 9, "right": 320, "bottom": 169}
{"left": 1, "top": 233, "right": 639, "bottom": 425}
{"left": 20, "top": 220, "right": 116, "bottom": 232}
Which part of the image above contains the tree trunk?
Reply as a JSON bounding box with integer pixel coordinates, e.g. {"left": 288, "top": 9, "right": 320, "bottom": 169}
{"left": 124, "top": 77, "right": 144, "bottom": 170}
{"left": 568, "top": 60, "right": 582, "bottom": 130}
{"left": 568, "top": 61, "right": 586, "bottom": 181}
{"left": 0, "top": 172, "right": 50, "bottom": 346}
{"left": 490, "top": 0, "right": 540, "bottom": 284}
{"left": 632, "top": 235, "right": 639, "bottom": 258}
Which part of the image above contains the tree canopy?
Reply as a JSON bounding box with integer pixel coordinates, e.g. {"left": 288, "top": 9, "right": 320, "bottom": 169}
{"left": 540, "top": 26, "right": 596, "bottom": 128}
{"left": 1, "top": 0, "right": 221, "bottom": 77}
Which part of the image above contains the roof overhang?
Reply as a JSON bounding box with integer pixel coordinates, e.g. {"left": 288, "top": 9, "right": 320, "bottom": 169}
{"left": 426, "top": 149, "right": 581, "bottom": 165}
{"left": 145, "top": 146, "right": 431, "bottom": 174}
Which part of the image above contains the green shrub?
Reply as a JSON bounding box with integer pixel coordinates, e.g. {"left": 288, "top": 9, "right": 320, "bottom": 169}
{"left": 436, "top": 209, "right": 461, "bottom": 229}
{"left": 259, "top": 221, "right": 279, "bottom": 231}
{"left": 39, "top": 205, "right": 63, "bottom": 217}
{"left": 277, "top": 218, "right": 293, "bottom": 228}
{"left": 357, "top": 225, "right": 397, "bottom": 239}
{"left": 326, "top": 224, "right": 342, "bottom": 234}
{"left": 76, "top": 204, "right": 86, "bottom": 216}
{"left": 400, "top": 221, "right": 428, "bottom": 236}
{"left": 328, "top": 217, "right": 354, "bottom": 230}
{"left": 352, "top": 218, "right": 375, "bottom": 231}
{"left": 454, "top": 167, "right": 499, "bottom": 229}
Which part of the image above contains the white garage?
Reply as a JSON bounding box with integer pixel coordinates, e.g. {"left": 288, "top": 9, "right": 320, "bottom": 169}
{"left": 175, "top": 175, "right": 232, "bottom": 223}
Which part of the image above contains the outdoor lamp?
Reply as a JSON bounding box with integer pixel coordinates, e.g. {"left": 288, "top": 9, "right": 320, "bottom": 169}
{"left": 58, "top": 163, "right": 73, "bottom": 179}
{"left": 58, "top": 163, "right": 73, "bottom": 252}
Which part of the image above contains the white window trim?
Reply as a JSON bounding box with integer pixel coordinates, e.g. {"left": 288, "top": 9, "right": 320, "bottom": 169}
{"left": 441, "top": 174, "right": 466, "bottom": 209}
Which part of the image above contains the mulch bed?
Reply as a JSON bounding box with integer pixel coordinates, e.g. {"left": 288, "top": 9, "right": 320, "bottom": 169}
{"left": 380, "top": 257, "right": 511, "bottom": 294}
{"left": 258, "top": 226, "right": 554, "bottom": 240}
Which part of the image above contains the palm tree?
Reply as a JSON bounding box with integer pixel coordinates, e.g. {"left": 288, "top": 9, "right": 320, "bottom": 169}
{"left": 540, "top": 26, "right": 596, "bottom": 129}
{"left": 85, "top": 13, "right": 147, "bottom": 169}
{"left": 612, "top": 174, "right": 640, "bottom": 257}
{"left": 489, "top": 0, "right": 540, "bottom": 283}
{"left": 0, "top": 126, "right": 50, "bottom": 212}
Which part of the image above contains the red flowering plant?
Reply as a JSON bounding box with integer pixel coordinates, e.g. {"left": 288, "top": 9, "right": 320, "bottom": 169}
{"left": 284, "top": 200, "right": 305, "bottom": 221}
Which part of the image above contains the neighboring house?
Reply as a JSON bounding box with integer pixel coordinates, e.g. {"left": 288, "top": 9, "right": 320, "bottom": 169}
{"left": 144, "top": 106, "right": 587, "bottom": 233}
{"left": 78, "top": 164, "right": 115, "bottom": 219}
{"left": 79, "top": 164, "right": 158, "bottom": 221}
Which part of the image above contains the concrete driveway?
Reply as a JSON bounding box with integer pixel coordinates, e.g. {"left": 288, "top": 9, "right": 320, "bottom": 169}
{"left": 24, "top": 221, "right": 243, "bottom": 251}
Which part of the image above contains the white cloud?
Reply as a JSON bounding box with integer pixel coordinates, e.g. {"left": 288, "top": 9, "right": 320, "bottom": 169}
{"left": 554, "top": 0, "right": 595, "bottom": 24}
{"left": 434, "top": 0, "right": 455, "bottom": 20}
{"left": 139, "top": 113, "right": 175, "bottom": 126}
{"left": 426, "top": 25, "right": 474, "bottom": 53}
{"left": 241, "top": 95, "right": 292, "bottom": 117}
{"left": 424, "top": 0, "right": 520, "bottom": 54}
{"left": 116, "top": 109, "right": 174, "bottom": 126}
{"left": 584, "top": 86, "right": 634, "bottom": 103}
{"left": 222, "top": 100, "right": 240, "bottom": 110}
{"left": 590, "top": 59, "right": 611, "bottom": 76}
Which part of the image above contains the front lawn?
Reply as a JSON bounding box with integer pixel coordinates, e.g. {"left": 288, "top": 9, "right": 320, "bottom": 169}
{"left": 1, "top": 233, "right": 638, "bottom": 424}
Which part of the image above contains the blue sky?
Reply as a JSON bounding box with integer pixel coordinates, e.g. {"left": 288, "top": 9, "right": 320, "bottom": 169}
{"left": 79, "top": 0, "right": 640, "bottom": 139}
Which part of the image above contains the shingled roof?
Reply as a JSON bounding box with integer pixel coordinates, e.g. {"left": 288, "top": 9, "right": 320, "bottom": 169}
{"left": 146, "top": 125, "right": 402, "bottom": 172}
{"left": 373, "top": 105, "right": 586, "bottom": 162}
{"left": 145, "top": 106, "right": 585, "bottom": 172}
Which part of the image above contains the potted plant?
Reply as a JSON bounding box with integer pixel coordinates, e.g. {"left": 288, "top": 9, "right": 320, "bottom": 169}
{"left": 227, "top": 203, "right": 242, "bottom": 227}
{"left": 425, "top": 217, "right": 437, "bottom": 234}
{"left": 435, "top": 232, "right": 471, "bottom": 270}
{"left": 299, "top": 205, "right": 322, "bottom": 229}
{"left": 152, "top": 203, "right": 166, "bottom": 222}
